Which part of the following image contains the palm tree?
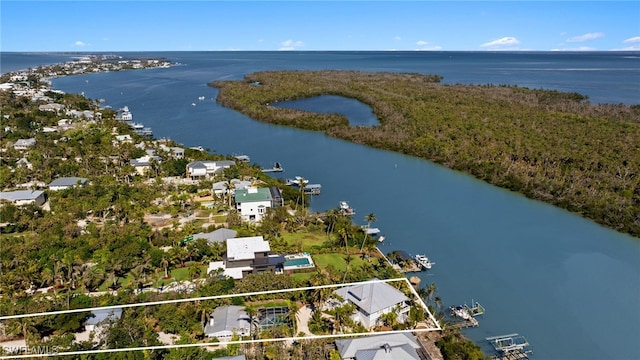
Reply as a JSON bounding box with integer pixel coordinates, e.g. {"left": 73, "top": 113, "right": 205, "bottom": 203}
{"left": 324, "top": 209, "right": 340, "bottom": 241}
{"left": 360, "top": 213, "right": 377, "bottom": 252}
{"left": 161, "top": 256, "right": 170, "bottom": 278}
{"left": 225, "top": 179, "right": 235, "bottom": 208}
{"left": 188, "top": 263, "right": 202, "bottom": 280}
{"left": 285, "top": 302, "right": 299, "bottom": 335}
{"left": 244, "top": 305, "right": 260, "bottom": 339}
{"left": 298, "top": 177, "right": 307, "bottom": 209}
{"left": 130, "top": 266, "right": 143, "bottom": 294}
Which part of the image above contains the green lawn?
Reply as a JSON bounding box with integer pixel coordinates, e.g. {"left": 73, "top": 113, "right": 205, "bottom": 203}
{"left": 313, "top": 253, "right": 367, "bottom": 272}
{"left": 281, "top": 231, "right": 328, "bottom": 252}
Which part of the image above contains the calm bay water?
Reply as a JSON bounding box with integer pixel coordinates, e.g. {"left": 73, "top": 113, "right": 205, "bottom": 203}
{"left": 3, "top": 51, "right": 640, "bottom": 359}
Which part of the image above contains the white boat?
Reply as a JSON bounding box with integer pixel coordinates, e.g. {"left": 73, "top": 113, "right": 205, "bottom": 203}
{"left": 130, "top": 122, "right": 145, "bottom": 130}
{"left": 450, "top": 305, "right": 472, "bottom": 320}
{"left": 339, "top": 201, "right": 355, "bottom": 216}
{"left": 286, "top": 176, "right": 309, "bottom": 186}
{"left": 198, "top": 96, "right": 205, "bottom": 100}
{"left": 415, "top": 254, "right": 434, "bottom": 270}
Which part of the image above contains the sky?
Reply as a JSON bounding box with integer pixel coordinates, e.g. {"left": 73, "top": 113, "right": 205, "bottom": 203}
{"left": 1, "top": 1, "right": 639, "bottom": 52}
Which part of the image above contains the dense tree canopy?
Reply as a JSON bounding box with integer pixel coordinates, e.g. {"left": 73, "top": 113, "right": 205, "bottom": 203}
{"left": 211, "top": 70, "right": 640, "bottom": 237}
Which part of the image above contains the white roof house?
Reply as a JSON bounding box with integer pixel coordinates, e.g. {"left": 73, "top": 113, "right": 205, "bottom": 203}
{"left": 334, "top": 280, "right": 410, "bottom": 329}
{"left": 226, "top": 236, "right": 271, "bottom": 261}
{"left": 0, "top": 190, "right": 46, "bottom": 206}
{"left": 335, "top": 333, "right": 421, "bottom": 360}
{"left": 203, "top": 305, "right": 251, "bottom": 339}
{"left": 207, "top": 236, "right": 284, "bottom": 279}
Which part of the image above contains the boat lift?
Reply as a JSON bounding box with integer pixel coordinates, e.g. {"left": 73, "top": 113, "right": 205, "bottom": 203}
{"left": 466, "top": 299, "right": 485, "bottom": 316}
{"left": 486, "top": 333, "right": 533, "bottom": 358}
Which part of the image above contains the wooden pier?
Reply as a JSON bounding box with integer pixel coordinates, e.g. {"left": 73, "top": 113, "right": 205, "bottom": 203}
{"left": 261, "top": 162, "right": 284, "bottom": 173}
{"left": 449, "top": 317, "right": 479, "bottom": 328}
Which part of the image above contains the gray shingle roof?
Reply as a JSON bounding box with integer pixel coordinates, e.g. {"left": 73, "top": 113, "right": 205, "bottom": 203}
{"left": 48, "top": 177, "right": 88, "bottom": 187}
{"left": 334, "top": 281, "right": 408, "bottom": 315}
{"left": 203, "top": 305, "right": 250, "bottom": 338}
{"left": 335, "top": 333, "right": 420, "bottom": 360}
{"left": 0, "top": 190, "right": 44, "bottom": 202}
{"left": 193, "top": 228, "right": 237, "bottom": 244}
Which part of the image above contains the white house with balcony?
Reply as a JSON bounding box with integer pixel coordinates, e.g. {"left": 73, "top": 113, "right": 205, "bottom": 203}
{"left": 186, "top": 160, "right": 235, "bottom": 179}
{"left": 234, "top": 187, "right": 273, "bottom": 222}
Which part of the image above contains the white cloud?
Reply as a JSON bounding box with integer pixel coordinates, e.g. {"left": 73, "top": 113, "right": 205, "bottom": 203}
{"left": 414, "top": 40, "right": 442, "bottom": 51}
{"left": 393, "top": 36, "right": 402, "bottom": 41}
{"left": 73, "top": 41, "right": 88, "bottom": 47}
{"left": 566, "top": 32, "right": 604, "bottom": 43}
{"left": 279, "top": 39, "right": 304, "bottom": 51}
{"left": 623, "top": 36, "right": 640, "bottom": 44}
{"left": 480, "top": 36, "right": 520, "bottom": 49}
{"left": 551, "top": 46, "right": 597, "bottom": 51}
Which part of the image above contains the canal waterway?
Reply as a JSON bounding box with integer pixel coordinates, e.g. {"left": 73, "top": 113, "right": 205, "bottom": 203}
{"left": 45, "top": 51, "right": 640, "bottom": 359}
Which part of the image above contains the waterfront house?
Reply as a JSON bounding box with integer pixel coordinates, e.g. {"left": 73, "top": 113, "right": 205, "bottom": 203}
{"left": 234, "top": 187, "right": 274, "bottom": 222}
{"left": 207, "top": 236, "right": 285, "bottom": 279}
{"left": 186, "top": 160, "right": 236, "bottom": 179}
{"left": 159, "top": 144, "right": 185, "bottom": 159}
{"left": 333, "top": 280, "right": 410, "bottom": 329}
{"left": 13, "top": 138, "right": 36, "bottom": 150}
{"left": 48, "top": 177, "right": 88, "bottom": 191}
{"left": 0, "top": 190, "right": 46, "bottom": 206}
{"left": 203, "top": 305, "right": 251, "bottom": 339}
{"left": 334, "top": 333, "right": 422, "bottom": 360}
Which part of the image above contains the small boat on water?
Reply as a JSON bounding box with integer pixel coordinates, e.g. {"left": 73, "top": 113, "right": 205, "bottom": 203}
{"left": 198, "top": 96, "right": 205, "bottom": 100}
{"left": 450, "top": 305, "right": 472, "bottom": 320}
{"left": 415, "top": 254, "right": 434, "bottom": 270}
{"left": 339, "top": 201, "right": 355, "bottom": 216}
{"left": 286, "top": 176, "right": 309, "bottom": 186}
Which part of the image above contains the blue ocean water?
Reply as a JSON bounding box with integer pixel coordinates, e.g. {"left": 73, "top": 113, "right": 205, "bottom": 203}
{"left": 3, "top": 51, "right": 640, "bottom": 359}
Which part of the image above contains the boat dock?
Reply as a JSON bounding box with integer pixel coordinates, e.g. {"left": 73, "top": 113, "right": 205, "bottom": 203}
{"left": 449, "top": 300, "right": 484, "bottom": 328}
{"left": 303, "top": 184, "right": 322, "bottom": 195}
{"left": 261, "top": 162, "right": 284, "bottom": 173}
{"left": 486, "top": 333, "right": 532, "bottom": 359}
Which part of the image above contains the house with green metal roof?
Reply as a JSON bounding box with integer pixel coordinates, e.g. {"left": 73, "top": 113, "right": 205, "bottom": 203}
{"left": 234, "top": 187, "right": 273, "bottom": 222}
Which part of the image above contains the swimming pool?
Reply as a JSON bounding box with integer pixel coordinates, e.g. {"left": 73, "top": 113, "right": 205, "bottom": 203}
{"left": 283, "top": 254, "right": 315, "bottom": 270}
{"left": 284, "top": 258, "right": 311, "bottom": 267}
